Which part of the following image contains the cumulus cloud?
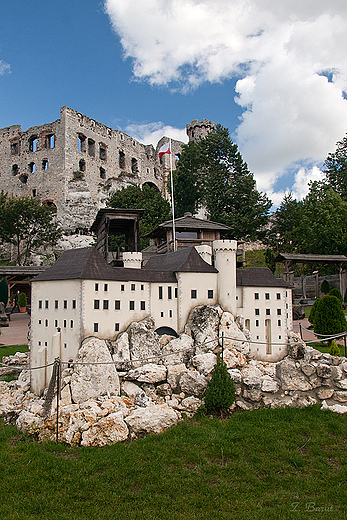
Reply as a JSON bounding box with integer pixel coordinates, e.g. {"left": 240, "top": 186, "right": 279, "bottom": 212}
{"left": 124, "top": 121, "right": 188, "bottom": 147}
{"left": 104, "top": 0, "right": 347, "bottom": 201}
{"left": 0, "top": 60, "right": 10, "bottom": 75}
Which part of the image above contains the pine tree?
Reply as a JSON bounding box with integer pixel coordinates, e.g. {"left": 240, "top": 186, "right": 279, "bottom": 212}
{"left": 204, "top": 354, "right": 235, "bottom": 415}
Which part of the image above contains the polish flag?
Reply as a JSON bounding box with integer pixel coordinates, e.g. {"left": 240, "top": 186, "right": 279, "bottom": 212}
{"left": 158, "top": 141, "right": 171, "bottom": 159}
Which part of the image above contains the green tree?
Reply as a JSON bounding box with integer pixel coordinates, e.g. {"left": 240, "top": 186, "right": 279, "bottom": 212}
{"left": 170, "top": 141, "right": 201, "bottom": 218}
{"left": 323, "top": 134, "right": 347, "bottom": 199}
{"left": 310, "top": 295, "right": 347, "bottom": 341}
{"left": 0, "top": 193, "right": 62, "bottom": 265}
{"left": 204, "top": 354, "right": 235, "bottom": 416}
{"left": 265, "top": 248, "right": 277, "bottom": 274}
{"left": 108, "top": 184, "right": 171, "bottom": 248}
{"left": 267, "top": 193, "right": 303, "bottom": 253}
{"left": 329, "top": 288, "right": 342, "bottom": 302}
{"left": 174, "top": 125, "right": 271, "bottom": 240}
{"left": 321, "top": 280, "right": 330, "bottom": 295}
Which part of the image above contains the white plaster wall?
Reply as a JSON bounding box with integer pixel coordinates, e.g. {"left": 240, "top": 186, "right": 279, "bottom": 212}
{"left": 81, "top": 279, "right": 150, "bottom": 339}
{"left": 177, "top": 272, "right": 217, "bottom": 332}
{"left": 237, "top": 285, "right": 292, "bottom": 362}
{"left": 149, "top": 282, "right": 179, "bottom": 332}
{"left": 213, "top": 240, "right": 237, "bottom": 315}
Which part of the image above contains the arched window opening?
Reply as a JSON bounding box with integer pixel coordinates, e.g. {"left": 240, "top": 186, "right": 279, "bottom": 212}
{"left": 100, "top": 167, "right": 106, "bottom": 179}
{"left": 42, "top": 200, "right": 57, "bottom": 213}
{"left": 29, "top": 162, "right": 36, "bottom": 173}
{"left": 46, "top": 134, "right": 55, "bottom": 148}
{"left": 119, "top": 151, "right": 125, "bottom": 169}
{"left": 19, "top": 174, "right": 28, "bottom": 184}
{"left": 29, "top": 136, "right": 38, "bottom": 152}
{"left": 99, "top": 143, "right": 107, "bottom": 161}
{"left": 131, "top": 158, "right": 138, "bottom": 174}
{"left": 42, "top": 159, "right": 48, "bottom": 171}
{"left": 88, "top": 138, "right": 95, "bottom": 157}
{"left": 12, "top": 164, "right": 19, "bottom": 176}
{"left": 79, "top": 159, "right": 86, "bottom": 172}
{"left": 78, "top": 134, "right": 86, "bottom": 152}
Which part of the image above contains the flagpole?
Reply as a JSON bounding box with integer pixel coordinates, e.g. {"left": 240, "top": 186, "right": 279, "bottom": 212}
{"left": 169, "top": 138, "right": 176, "bottom": 251}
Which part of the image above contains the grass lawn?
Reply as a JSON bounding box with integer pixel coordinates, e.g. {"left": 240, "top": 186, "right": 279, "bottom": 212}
{"left": 0, "top": 406, "right": 346, "bottom": 519}
{"left": 0, "top": 345, "right": 29, "bottom": 382}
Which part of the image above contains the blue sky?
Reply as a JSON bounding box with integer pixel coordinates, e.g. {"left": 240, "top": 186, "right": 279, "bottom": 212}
{"left": 1, "top": 0, "right": 347, "bottom": 206}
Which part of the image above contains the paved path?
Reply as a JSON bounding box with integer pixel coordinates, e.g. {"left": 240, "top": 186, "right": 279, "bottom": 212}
{"left": 0, "top": 312, "right": 30, "bottom": 347}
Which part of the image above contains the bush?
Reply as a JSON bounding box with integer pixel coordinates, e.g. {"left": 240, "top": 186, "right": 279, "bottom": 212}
{"left": 312, "top": 295, "right": 347, "bottom": 337}
{"left": 204, "top": 354, "right": 235, "bottom": 415}
{"left": 330, "top": 288, "right": 343, "bottom": 302}
{"left": 17, "top": 292, "right": 27, "bottom": 307}
{"left": 344, "top": 289, "right": 347, "bottom": 304}
{"left": 308, "top": 298, "right": 321, "bottom": 327}
{"left": 329, "top": 340, "right": 341, "bottom": 356}
{"left": 321, "top": 280, "right": 330, "bottom": 295}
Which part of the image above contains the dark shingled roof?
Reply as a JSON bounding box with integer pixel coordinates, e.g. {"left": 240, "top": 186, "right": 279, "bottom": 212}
{"left": 32, "top": 246, "right": 216, "bottom": 283}
{"left": 275, "top": 253, "right": 347, "bottom": 264}
{"left": 237, "top": 268, "right": 292, "bottom": 288}
{"left": 145, "top": 212, "right": 231, "bottom": 237}
{"left": 32, "top": 248, "right": 176, "bottom": 283}
{"left": 144, "top": 246, "right": 218, "bottom": 273}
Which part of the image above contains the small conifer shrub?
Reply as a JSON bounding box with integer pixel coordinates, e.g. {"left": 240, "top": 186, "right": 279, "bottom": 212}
{"left": 321, "top": 280, "right": 330, "bottom": 295}
{"left": 329, "top": 288, "right": 343, "bottom": 302}
{"left": 204, "top": 354, "right": 235, "bottom": 416}
{"left": 329, "top": 340, "right": 341, "bottom": 357}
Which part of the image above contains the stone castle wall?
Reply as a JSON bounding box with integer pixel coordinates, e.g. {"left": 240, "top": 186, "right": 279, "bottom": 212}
{"left": 0, "top": 107, "right": 184, "bottom": 233}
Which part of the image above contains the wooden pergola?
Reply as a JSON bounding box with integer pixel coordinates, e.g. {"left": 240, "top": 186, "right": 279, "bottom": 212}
{"left": 0, "top": 266, "right": 47, "bottom": 304}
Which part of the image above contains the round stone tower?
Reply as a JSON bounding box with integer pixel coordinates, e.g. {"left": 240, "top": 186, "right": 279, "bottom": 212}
{"left": 186, "top": 119, "right": 215, "bottom": 142}
{"left": 213, "top": 239, "right": 237, "bottom": 316}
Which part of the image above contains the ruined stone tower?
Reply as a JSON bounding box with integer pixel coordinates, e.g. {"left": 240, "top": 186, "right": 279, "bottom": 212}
{"left": 0, "top": 107, "right": 183, "bottom": 233}
{"left": 186, "top": 119, "right": 215, "bottom": 142}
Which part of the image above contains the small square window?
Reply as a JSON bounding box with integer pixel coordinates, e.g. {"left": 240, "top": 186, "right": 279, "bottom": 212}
{"left": 38, "top": 341, "right": 41, "bottom": 346}
{"left": 38, "top": 319, "right": 42, "bottom": 325}
{"left": 161, "top": 311, "right": 164, "bottom": 317}
{"left": 175, "top": 288, "right": 178, "bottom": 298}
{"left": 45, "top": 300, "right": 49, "bottom": 309}
{"left": 95, "top": 283, "right": 99, "bottom": 291}
{"left": 115, "top": 300, "right": 120, "bottom": 310}
{"left": 277, "top": 293, "right": 281, "bottom": 300}
{"left": 141, "top": 301, "right": 145, "bottom": 310}
{"left": 266, "top": 309, "right": 271, "bottom": 316}
{"left": 131, "top": 284, "right": 135, "bottom": 291}
{"left": 168, "top": 286, "right": 172, "bottom": 299}
{"left": 94, "top": 323, "right": 98, "bottom": 333}
{"left": 169, "top": 310, "right": 173, "bottom": 318}
{"left": 44, "top": 341, "right": 47, "bottom": 347}
{"left": 103, "top": 300, "right": 109, "bottom": 310}
{"left": 64, "top": 343, "right": 67, "bottom": 349}
{"left": 277, "top": 309, "right": 281, "bottom": 315}
{"left": 265, "top": 293, "right": 270, "bottom": 300}
{"left": 70, "top": 320, "right": 73, "bottom": 328}
{"left": 141, "top": 284, "right": 144, "bottom": 290}
{"left": 279, "top": 335, "right": 282, "bottom": 340}
{"left": 255, "top": 319, "right": 259, "bottom": 327}
{"left": 191, "top": 289, "right": 197, "bottom": 299}
{"left": 54, "top": 300, "right": 58, "bottom": 309}
{"left": 104, "top": 283, "right": 108, "bottom": 291}
{"left": 278, "top": 320, "right": 281, "bottom": 326}
{"left": 38, "top": 300, "right": 42, "bottom": 309}
{"left": 129, "top": 301, "right": 135, "bottom": 310}
{"left": 255, "top": 309, "right": 260, "bottom": 315}
{"left": 208, "top": 290, "right": 214, "bottom": 299}
{"left": 63, "top": 300, "right": 67, "bottom": 309}
{"left": 115, "top": 323, "right": 120, "bottom": 332}
{"left": 45, "top": 319, "right": 48, "bottom": 327}
{"left": 94, "top": 300, "right": 100, "bottom": 310}
{"left": 121, "top": 284, "right": 125, "bottom": 292}
{"left": 254, "top": 293, "right": 259, "bottom": 300}
{"left": 72, "top": 300, "right": 76, "bottom": 309}
{"left": 54, "top": 320, "right": 58, "bottom": 327}
{"left": 64, "top": 320, "right": 67, "bottom": 328}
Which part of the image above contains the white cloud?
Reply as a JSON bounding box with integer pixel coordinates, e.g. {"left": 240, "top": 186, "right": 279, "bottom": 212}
{"left": 0, "top": 60, "right": 10, "bottom": 75}
{"left": 104, "top": 0, "right": 347, "bottom": 201}
{"left": 124, "top": 121, "right": 188, "bottom": 147}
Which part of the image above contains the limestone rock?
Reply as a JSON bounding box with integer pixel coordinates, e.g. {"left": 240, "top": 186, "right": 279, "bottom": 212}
{"left": 317, "top": 388, "right": 334, "bottom": 400}
{"left": 223, "top": 348, "right": 247, "bottom": 369}
{"left": 243, "top": 377, "right": 262, "bottom": 389}
{"left": 241, "top": 365, "right": 263, "bottom": 380}
{"left": 219, "top": 312, "right": 250, "bottom": 355}
{"left": 321, "top": 400, "right": 347, "bottom": 414}
{"left": 70, "top": 338, "right": 120, "bottom": 404}
{"left": 276, "top": 359, "right": 311, "bottom": 391}
{"left": 185, "top": 305, "right": 222, "bottom": 353}
{"left": 156, "top": 383, "right": 172, "bottom": 397}
{"left": 300, "top": 362, "right": 316, "bottom": 377}
{"left": 180, "top": 397, "right": 202, "bottom": 412}
{"left": 121, "top": 381, "right": 142, "bottom": 399}
{"left": 162, "top": 334, "right": 194, "bottom": 365}
{"left": 316, "top": 364, "right": 333, "bottom": 379}
{"left": 134, "top": 390, "right": 152, "bottom": 408}
{"left": 334, "top": 391, "right": 347, "bottom": 402}
{"left": 125, "top": 404, "right": 179, "bottom": 436}
{"left": 81, "top": 412, "right": 128, "bottom": 446}
{"left": 335, "top": 379, "right": 347, "bottom": 390}
{"left": 192, "top": 353, "right": 217, "bottom": 375}
{"left": 179, "top": 370, "right": 208, "bottom": 397}
{"left": 243, "top": 388, "right": 262, "bottom": 402}
{"left": 261, "top": 375, "right": 279, "bottom": 393}
{"left": 16, "top": 410, "right": 43, "bottom": 433}
{"left": 60, "top": 385, "right": 72, "bottom": 406}
{"left": 126, "top": 364, "right": 167, "bottom": 384}
{"left": 112, "top": 332, "right": 131, "bottom": 368}
{"left": 166, "top": 364, "right": 188, "bottom": 393}
{"left": 227, "top": 369, "right": 242, "bottom": 384}
{"left": 128, "top": 319, "right": 161, "bottom": 367}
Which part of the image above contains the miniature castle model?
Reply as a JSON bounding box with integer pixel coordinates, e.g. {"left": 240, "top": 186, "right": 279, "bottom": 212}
{"left": 30, "top": 241, "right": 292, "bottom": 394}
{"left": 0, "top": 108, "right": 214, "bottom": 233}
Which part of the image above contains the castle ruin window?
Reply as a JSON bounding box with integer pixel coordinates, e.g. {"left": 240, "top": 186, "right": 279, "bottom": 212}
{"left": 42, "top": 200, "right": 57, "bottom": 212}
{"left": 12, "top": 164, "right": 19, "bottom": 176}
{"left": 119, "top": 151, "right": 125, "bottom": 169}
{"left": 88, "top": 138, "right": 95, "bottom": 157}
{"left": 46, "top": 134, "right": 55, "bottom": 148}
{"left": 42, "top": 159, "right": 48, "bottom": 170}
{"left": 29, "top": 136, "right": 38, "bottom": 152}
{"left": 131, "top": 158, "right": 138, "bottom": 174}
{"left": 99, "top": 144, "right": 107, "bottom": 161}
{"left": 79, "top": 159, "right": 86, "bottom": 172}
{"left": 100, "top": 167, "right": 106, "bottom": 179}
{"left": 11, "top": 141, "right": 20, "bottom": 155}
{"left": 29, "top": 162, "right": 36, "bottom": 173}
{"left": 32, "top": 189, "right": 37, "bottom": 197}
{"left": 78, "top": 134, "right": 86, "bottom": 152}
{"left": 19, "top": 174, "right": 28, "bottom": 184}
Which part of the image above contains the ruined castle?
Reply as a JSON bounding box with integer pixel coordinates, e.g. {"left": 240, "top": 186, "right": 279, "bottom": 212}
{"left": 0, "top": 107, "right": 215, "bottom": 233}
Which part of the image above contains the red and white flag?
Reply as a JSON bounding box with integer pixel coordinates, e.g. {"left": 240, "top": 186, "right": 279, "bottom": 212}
{"left": 158, "top": 141, "right": 171, "bottom": 159}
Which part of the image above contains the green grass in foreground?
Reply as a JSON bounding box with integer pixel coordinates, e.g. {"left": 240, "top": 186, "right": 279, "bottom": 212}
{"left": 0, "top": 406, "right": 346, "bottom": 520}
{"left": 0, "top": 345, "right": 29, "bottom": 382}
